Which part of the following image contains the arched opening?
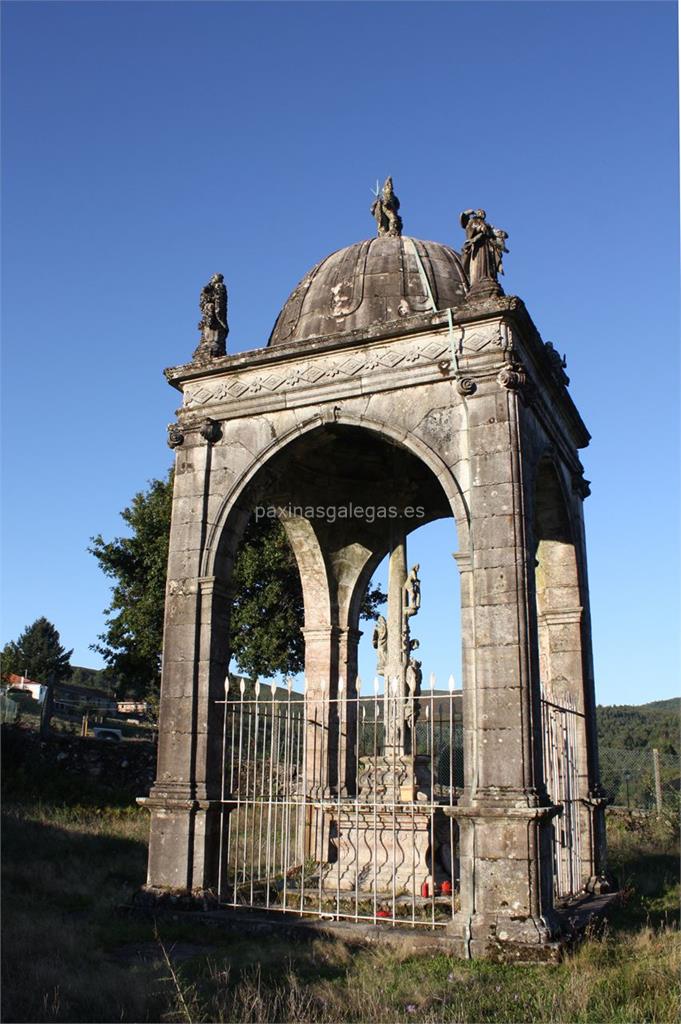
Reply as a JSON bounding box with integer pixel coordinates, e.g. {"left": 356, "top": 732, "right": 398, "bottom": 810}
{"left": 204, "top": 421, "right": 466, "bottom": 925}
{"left": 533, "top": 457, "right": 593, "bottom": 897}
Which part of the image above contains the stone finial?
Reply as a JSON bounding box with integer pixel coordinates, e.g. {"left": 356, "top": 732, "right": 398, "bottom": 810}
{"left": 371, "top": 177, "right": 403, "bottom": 237}
{"left": 193, "top": 273, "right": 228, "bottom": 362}
{"left": 459, "top": 209, "right": 508, "bottom": 297}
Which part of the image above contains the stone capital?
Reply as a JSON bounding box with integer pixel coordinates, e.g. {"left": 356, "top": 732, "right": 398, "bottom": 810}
{"left": 300, "top": 625, "right": 342, "bottom": 641}
{"left": 197, "top": 576, "right": 231, "bottom": 601}
{"left": 452, "top": 550, "right": 473, "bottom": 573}
{"left": 538, "top": 607, "right": 583, "bottom": 627}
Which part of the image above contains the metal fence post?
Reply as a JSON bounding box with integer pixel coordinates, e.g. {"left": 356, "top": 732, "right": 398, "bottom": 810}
{"left": 652, "top": 748, "right": 663, "bottom": 815}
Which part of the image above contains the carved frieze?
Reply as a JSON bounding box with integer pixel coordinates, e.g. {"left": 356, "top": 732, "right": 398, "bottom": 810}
{"left": 183, "top": 335, "right": 452, "bottom": 409}
{"left": 182, "top": 319, "right": 520, "bottom": 411}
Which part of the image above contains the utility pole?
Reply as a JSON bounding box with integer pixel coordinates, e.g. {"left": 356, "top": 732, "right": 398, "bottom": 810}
{"left": 40, "top": 672, "right": 55, "bottom": 739}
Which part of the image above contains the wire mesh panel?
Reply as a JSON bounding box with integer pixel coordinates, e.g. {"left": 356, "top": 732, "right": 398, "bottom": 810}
{"left": 600, "top": 747, "right": 679, "bottom": 811}
{"left": 540, "top": 687, "right": 582, "bottom": 899}
{"left": 217, "top": 676, "right": 462, "bottom": 929}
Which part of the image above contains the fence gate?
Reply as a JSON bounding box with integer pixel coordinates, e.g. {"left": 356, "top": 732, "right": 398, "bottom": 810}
{"left": 540, "top": 687, "right": 582, "bottom": 899}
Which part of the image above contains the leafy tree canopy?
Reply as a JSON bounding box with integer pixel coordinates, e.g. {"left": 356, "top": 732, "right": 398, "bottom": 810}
{"left": 230, "top": 515, "right": 386, "bottom": 679}
{"left": 1, "top": 617, "right": 72, "bottom": 683}
{"left": 91, "top": 472, "right": 387, "bottom": 698}
{"left": 89, "top": 474, "right": 173, "bottom": 699}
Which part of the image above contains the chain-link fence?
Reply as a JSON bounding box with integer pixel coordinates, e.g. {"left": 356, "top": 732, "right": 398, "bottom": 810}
{"left": 600, "top": 748, "right": 679, "bottom": 811}
{"left": 0, "top": 694, "right": 19, "bottom": 724}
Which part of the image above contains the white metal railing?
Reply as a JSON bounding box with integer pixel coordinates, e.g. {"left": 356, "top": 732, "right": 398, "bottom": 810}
{"left": 216, "top": 675, "right": 463, "bottom": 929}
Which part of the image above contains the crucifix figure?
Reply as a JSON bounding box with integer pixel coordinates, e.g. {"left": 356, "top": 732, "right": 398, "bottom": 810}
{"left": 382, "top": 532, "right": 422, "bottom": 754}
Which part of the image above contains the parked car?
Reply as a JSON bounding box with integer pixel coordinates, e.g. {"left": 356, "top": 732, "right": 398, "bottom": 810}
{"left": 93, "top": 727, "right": 122, "bottom": 742}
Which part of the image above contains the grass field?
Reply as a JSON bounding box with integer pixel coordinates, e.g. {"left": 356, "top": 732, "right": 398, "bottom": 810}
{"left": 2, "top": 741, "right": 679, "bottom": 1024}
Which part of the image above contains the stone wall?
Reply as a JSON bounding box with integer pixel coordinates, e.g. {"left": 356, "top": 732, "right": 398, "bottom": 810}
{"left": 2, "top": 725, "right": 157, "bottom": 798}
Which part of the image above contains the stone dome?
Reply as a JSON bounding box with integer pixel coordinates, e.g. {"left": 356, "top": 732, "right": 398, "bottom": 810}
{"left": 268, "top": 235, "right": 468, "bottom": 346}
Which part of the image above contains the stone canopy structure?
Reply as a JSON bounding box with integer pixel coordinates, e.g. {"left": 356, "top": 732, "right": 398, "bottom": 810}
{"left": 144, "top": 184, "right": 609, "bottom": 958}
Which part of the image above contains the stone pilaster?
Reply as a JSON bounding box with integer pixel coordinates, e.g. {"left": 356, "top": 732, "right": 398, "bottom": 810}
{"left": 570, "top": 494, "right": 611, "bottom": 890}
{"left": 142, "top": 432, "right": 231, "bottom": 893}
{"left": 448, "top": 363, "right": 559, "bottom": 953}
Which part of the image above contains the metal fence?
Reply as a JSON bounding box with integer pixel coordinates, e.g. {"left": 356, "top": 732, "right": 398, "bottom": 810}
{"left": 540, "top": 688, "right": 583, "bottom": 899}
{"left": 216, "top": 677, "right": 462, "bottom": 929}
{"left": 600, "top": 747, "right": 679, "bottom": 812}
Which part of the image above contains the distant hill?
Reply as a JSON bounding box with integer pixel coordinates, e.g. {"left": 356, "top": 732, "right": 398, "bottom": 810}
{"left": 596, "top": 697, "right": 679, "bottom": 755}
{"left": 68, "top": 664, "right": 678, "bottom": 754}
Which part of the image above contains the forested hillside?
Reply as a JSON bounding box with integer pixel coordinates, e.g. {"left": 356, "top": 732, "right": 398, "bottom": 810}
{"left": 596, "top": 698, "right": 679, "bottom": 755}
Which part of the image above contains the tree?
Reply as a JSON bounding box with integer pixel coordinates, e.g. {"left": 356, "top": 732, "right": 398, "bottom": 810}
{"left": 1, "top": 617, "right": 72, "bottom": 683}
{"left": 230, "top": 515, "right": 386, "bottom": 678}
{"left": 89, "top": 474, "right": 173, "bottom": 699}
{"left": 91, "top": 472, "right": 386, "bottom": 697}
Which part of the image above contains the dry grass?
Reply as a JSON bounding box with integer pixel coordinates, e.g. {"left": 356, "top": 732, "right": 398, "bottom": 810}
{"left": 158, "top": 923, "right": 679, "bottom": 1024}
{"left": 2, "top": 745, "right": 679, "bottom": 1023}
{"left": 1, "top": 799, "right": 166, "bottom": 1023}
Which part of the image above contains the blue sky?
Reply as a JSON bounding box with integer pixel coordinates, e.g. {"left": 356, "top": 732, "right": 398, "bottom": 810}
{"left": 2, "top": 1, "right": 678, "bottom": 706}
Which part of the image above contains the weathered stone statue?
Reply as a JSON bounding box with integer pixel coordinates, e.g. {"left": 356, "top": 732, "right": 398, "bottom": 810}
{"left": 193, "top": 273, "right": 228, "bottom": 361}
{"left": 459, "top": 210, "right": 508, "bottom": 295}
{"left": 371, "top": 177, "right": 403, "bottom": 237}
{"left": 544, "top": 341, "right": 570, "bottom": 386}
{"left": 405, "top": 656, "right": 423, "bottom": 729}
{"left": 403, "top": 563, "right": 421, "bottom": 618}
{"left": 372, "top": 614, "right": 388, "bottom": 676}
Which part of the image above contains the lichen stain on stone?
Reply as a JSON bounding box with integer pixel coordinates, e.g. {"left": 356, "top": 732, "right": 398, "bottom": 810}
{"left": 330, "top": 281, "right": 352, "bottom": 317}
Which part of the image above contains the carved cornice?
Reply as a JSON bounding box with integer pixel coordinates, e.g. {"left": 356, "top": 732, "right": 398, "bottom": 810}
{"left": 165, "top": 298, "right": 522, "bottom": 390}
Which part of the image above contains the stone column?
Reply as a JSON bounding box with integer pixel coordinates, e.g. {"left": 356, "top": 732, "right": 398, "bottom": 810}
{"left": 301, "top": 625, "right": 340, "bottom": 863}
{"left": 384, "top": 535, "right": 407, "bottom": 750}
{"left": 448, "top": 371, "right": 559, "bottom": 956}
{"left": 337, "top": 626, "right": 362, "bottom": 794}
{"left": 301, "top": 625, "right": 340, "bottom": 796}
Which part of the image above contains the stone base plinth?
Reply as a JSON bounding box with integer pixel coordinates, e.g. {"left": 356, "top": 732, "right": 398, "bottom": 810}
{"left": 326, "top": 807, "right": 433, "bottom": 893}
{"left": 138, "top": 791, "right": 221, "bottom": 892}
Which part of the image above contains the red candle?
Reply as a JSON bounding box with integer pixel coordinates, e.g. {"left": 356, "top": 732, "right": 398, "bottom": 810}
{"left": 441, "top": 880, "right": 453, "bottom": 895}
